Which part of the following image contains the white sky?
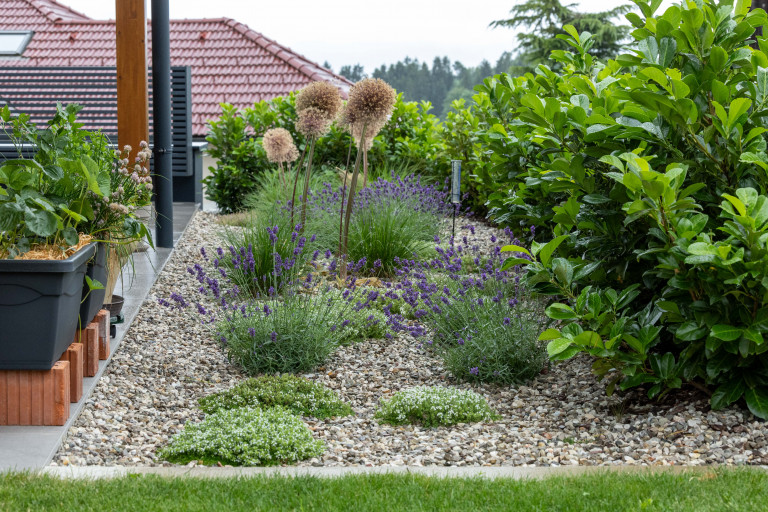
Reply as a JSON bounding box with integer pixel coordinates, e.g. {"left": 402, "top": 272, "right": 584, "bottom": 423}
{"left": 59, "top": 0, "right": 674, "bottom": 72}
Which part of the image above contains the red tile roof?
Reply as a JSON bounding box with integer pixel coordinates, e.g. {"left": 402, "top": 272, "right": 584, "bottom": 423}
{"left": 0, "top": 0, "right": 353, "bottom": 136}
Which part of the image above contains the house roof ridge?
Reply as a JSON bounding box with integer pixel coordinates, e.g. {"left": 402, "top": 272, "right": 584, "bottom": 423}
{"left": 27, "top": 0, "right": 91, "bottom": 23}
{"left": 222, "top": 18, "right": 353, "bottom": 88}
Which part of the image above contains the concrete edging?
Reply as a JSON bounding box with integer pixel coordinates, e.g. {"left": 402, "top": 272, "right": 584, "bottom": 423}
{"left": 40, "top": 464, "right": 766, "bottom": 480}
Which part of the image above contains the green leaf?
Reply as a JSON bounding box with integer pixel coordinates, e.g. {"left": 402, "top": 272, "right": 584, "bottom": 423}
{"left": 711, "top": 324, "right": 743, "bottom": 341}
{"left": 539, "top": 328, "right": 562, "bottom": 341}
{"left": 501, "top": 257, "right": 533, "bottom": 270}
{"left": 62, "top": 226, "right": 79, "bottom": 246}
{"left": 539, "top": 235, "right": 569, "bottom": 267}
{"left": 547, "top": 338, "right": 573, "bottom": 357}
{"left": 545, "top": 303, "right": 578, "bottom": 320}
{"left": 675, "top": 321, "right": 708, "bottom": 341}
{"left": 728, "top": 98, "right": 752, "bottom": 127}
{"left": 500, "top": 244, "right": 531, "bottom": 256}
{"left": 711, "top": 378, "right": 746, "bottom": 410}
{"left": 745, "top": 387, "right": 768, "bottom": 419}
{"left": 722, "top": 194, "right": 747, "bottom": 216}
{"left": 24, "top": 209, "right": 58, "bottom": 237}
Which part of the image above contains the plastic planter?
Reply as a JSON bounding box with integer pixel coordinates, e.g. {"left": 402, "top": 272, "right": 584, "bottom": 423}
{"left": 78, "top": 242, "right": 107, "bottom": 326}
{"left": 0, "top": 243, "right": 96, "bottom": 370}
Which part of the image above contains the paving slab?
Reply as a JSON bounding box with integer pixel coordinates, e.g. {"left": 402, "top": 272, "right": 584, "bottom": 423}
{"left": 0, "top": 203, "right": 198, "bottom": 472}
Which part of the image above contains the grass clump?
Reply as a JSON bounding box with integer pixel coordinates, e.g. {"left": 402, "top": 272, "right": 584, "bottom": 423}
{"left": 157, "top": 406, "right": 324, "bottom": 466}
{"left": 199, "top": 375, "right": 352, "bottom": 419}
{"left": 375, "top": 386, "right": 500, "bottom": 428}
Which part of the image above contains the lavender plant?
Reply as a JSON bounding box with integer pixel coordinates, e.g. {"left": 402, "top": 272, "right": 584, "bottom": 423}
{"left": 160, "top": 223, "right": 373, "bottom": 375}
{"left": 218, "top": 206, "right": 312, "bottom": 297}
{"left": 385, "top": 228, "right": 548, "bottom": 384}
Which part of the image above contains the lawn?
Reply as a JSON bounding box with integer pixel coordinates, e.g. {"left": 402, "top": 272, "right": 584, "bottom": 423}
{"left": 1, "top": 469, "right": 766, "bottom": 511}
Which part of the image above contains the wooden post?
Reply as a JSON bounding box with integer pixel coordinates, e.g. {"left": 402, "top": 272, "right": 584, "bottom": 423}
{"left": 115, "top": 0, "right": 149, "bottom": 161}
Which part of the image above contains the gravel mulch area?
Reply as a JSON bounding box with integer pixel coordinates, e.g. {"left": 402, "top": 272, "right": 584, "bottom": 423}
{"left": 53, "top": 212, "right": 768, "bottom": 467}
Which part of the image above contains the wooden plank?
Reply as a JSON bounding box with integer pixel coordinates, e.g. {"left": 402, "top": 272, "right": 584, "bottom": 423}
{"left": 30, "top": 369, "right": 43, "bottom": 425}
{"left": 42, "top": 369, "right": 53, "bottom": 426}
{"left": 83, "top": 325, "right": 99, "bottom": 377}
{"left": 52, "top": 362, "right": 70, "bottom": 426}
{"left": 19, "top": 372, "right": 30, "bottom": 425}
{"left": 116, "top": 0, "right": 149, "bottom": 161}
{"left": 0, "top": 372, "right": 6, "bottom": 425}
{"left": 60, "top": 343, "right": 83, "bottom": 403}
{"left": 6, "top": 373, "right": 19, "bottom": 425}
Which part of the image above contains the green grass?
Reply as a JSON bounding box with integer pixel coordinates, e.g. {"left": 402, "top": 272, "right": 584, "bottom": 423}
{"left": 1, "top": 469, "right": 766, "bottom": 511}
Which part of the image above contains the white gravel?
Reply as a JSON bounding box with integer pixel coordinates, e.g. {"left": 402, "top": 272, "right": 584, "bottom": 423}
{"left": 53, "top": 212, "right": 768, "bottom": 467}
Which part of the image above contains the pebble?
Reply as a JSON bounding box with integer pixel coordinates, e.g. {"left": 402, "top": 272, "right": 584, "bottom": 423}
{"left": 51, "top": 212, "right": 768, "bottom": 467}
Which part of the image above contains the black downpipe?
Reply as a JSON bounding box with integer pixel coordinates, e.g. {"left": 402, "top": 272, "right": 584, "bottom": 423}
{"left": 151, "top": 0, "right": 173, "bottom": 248}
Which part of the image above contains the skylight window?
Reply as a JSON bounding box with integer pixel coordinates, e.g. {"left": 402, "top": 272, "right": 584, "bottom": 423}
{"left": 0, "top": 31, "right": 34, "bottom": 57}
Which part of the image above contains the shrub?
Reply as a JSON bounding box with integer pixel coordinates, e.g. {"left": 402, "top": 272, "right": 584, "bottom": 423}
{"left": 375, "top": 386, "right": 500, "bottom": 427}
{"left": 387, "top": 230, "right": 548, "bottom": 384}
{"left": 199, "top": 375, "right": 352, "bottom": 419}
{"left": 449, "top": 0, "right": 768, "bottom": 416}
{"left": 157, "top": 406, "right": 324, "bottom": 466}
{"left": 204, "top": 93, "right": 446, "bottom": 213}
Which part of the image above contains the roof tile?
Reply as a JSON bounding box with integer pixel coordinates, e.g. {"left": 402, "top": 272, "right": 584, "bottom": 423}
{"left": 0, "top": 0, "right": 353, "bottom": 136}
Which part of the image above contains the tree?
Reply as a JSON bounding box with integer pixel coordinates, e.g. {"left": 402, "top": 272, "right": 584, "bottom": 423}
{"left": 339, "top": 64, "right": 366, "bottom": 82}
{"left": 490, "top": 0, "right": 632, "bottom": 64}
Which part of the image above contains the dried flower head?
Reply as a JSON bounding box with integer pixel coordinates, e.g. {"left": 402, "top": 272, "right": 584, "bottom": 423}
{"left": 263, "top": 128, "right": 300, "bottom": 163}
{"left": 295, "top": 81, "right": 342, "bottom": 119}
{"left": 350, "top": 117, "right": 385, "bottom": 151}
{"left": 295, "top": 106, "right": 332, "bottom": 138}
{"left": 345, "top": 78, "right": 396, "bottom": 125}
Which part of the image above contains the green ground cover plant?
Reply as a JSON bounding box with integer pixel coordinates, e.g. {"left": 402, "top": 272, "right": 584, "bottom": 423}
{"left": 2, "top": 469, "right": 766, "bottom": 512}
{"left": 375, "top": 386, "right": 500, "bottom": 427}
{"left": 157, "top": 406, "right": 324, "bottom": 466}
{"left": 199, "top": 375, "right": 352, "bottom": 419}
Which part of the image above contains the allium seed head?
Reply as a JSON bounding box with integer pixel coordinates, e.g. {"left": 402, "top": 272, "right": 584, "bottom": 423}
{"left": 263, "top": 128, "right": 300, "bottom": 163}
{"left": 295, "top": 81, "right": 342, "bottom": 118}
{"left": 295, "top": 106, "right": 332, "bottom": 138}
{"left": 346, "top": 78, "right": 396, "bottom": 125}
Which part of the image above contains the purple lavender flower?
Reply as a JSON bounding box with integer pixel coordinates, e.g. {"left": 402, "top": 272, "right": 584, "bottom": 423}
{"left": 248, "top": 327, "right": 256, "bottom": 337}
{"left": 469, "top": 367, "right": 479, "bottom": 376}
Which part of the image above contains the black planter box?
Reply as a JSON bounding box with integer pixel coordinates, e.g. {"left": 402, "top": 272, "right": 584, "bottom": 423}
{"left": 0, "top": 243, "right": 96, "bottom": 370}
{"left": 78, "top": 242, "right": 107, "bottom": 327}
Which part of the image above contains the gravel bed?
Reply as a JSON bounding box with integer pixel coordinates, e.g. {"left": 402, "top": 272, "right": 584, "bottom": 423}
{"left": 53, "top": 212, "right": 768, "bottom": 467}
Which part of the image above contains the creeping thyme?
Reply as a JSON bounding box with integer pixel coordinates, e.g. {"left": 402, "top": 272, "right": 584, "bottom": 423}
{"left": 199, "top": 375, "right": 353, "bottom": 419}
{"left": 157, "top": 406, "right": 324, "bottom": 466}
{"left": 375, "top": 386, "right": 500, "bottom": 428}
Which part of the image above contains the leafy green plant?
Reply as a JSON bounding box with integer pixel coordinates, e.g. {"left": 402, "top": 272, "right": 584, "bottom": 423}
{"left": 157, "top": 406, "right": 324, "bottom": 466}
{"left": 442, "top": 0, "right": 768, "bottom": 417}
{"left": 375, "top": 386, "right": 500, "bottom": 427}
{"left": 198, "top": 375, "right": 352, "bottom": 419}
{"left": 0, "top": 104, "right": 152, "bottom": 258}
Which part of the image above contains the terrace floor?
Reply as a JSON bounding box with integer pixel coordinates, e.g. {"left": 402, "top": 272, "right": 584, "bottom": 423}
{"left": 0, "top": 202, "right": 199, "bottom": 472}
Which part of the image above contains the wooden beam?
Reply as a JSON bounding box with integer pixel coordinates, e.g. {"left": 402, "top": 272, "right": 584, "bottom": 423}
{"left": 115, "top": 0, "right": 149, "bottom": 160}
